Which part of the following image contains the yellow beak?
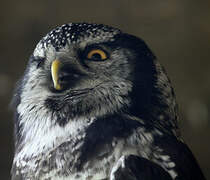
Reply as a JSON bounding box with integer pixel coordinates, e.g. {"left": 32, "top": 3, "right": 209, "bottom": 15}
{"left": 51, "top": 59, "right": 62, "bottom": 90}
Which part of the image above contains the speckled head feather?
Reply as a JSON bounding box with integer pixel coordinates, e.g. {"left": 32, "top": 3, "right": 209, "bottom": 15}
{"left": 34, "top": 23, "right": 121, "bottom": 57}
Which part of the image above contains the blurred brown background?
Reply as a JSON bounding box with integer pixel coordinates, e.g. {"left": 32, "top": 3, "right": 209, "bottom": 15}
{"left": 0, "top": 0, "right": 210, "bottom": 179}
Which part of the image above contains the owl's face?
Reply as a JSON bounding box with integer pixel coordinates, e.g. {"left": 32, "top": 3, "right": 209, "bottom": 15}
{"left": 12, "top": 23, "right": 178, "bottom": 168}
{"left": 17, "top": 23, "right": 154, "bottom": 127}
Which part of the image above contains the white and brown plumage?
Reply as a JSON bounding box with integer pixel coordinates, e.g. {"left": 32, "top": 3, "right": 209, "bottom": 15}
{"left": 11, "top": 23, "right": 205, "bottom": 180}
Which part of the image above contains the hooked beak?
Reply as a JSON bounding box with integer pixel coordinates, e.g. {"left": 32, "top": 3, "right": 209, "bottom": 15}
{"left": 51, "top": 59, "right": 62, "bottom": 90}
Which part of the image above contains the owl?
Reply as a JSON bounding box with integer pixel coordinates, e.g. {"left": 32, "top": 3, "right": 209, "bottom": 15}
{"left": 11, "top": 23, "right": 206, "bottom": 180}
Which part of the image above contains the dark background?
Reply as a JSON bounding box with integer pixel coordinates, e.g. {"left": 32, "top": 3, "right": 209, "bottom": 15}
{"left": 1, "top": 0, "right": 209, "bottom": 179}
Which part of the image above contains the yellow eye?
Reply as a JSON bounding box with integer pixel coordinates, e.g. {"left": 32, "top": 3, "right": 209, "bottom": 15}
{"left": 87, "top": 49, "right": 107, "bottom": 61}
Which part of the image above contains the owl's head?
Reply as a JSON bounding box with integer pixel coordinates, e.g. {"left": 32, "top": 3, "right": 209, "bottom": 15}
{"left": 12, "top": 23, "right": 178, "bottom": 147}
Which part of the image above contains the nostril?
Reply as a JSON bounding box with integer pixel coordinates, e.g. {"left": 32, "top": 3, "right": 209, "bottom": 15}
{"left": 59, "top": 76, "right": 69, "bottom": 82}
{"left": 59, "top": 72, "right": 71, "bottom": 82}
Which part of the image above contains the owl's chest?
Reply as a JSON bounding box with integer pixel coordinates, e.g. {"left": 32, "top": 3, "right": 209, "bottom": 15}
{"left": 16, "top": 133, "right": 151, "bottom": 180}
{"left": 13, "top": 115, "right": 155, "bottom": 180}
{"left": 41, "top": 131, "right": 155, "bottom": 180}
{"left": 38, "top": 139, "right": 131, "bottom": 179}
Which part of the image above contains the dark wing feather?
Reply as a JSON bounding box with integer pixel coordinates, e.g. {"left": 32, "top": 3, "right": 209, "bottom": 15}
{"left": 112, "top": 155, "right": 172, "bottom": 180}
{"left": 155, "top": 136, "right": 206, "bottom": 180}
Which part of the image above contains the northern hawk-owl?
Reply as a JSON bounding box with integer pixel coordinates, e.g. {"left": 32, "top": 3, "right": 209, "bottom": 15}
{"left": 11, "top": 23, "right": 206, "bottom": 180}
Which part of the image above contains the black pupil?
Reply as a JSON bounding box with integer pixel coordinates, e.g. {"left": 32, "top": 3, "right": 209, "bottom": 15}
{"left": 91, "top": 53, "right": 102, "bottom": 60}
